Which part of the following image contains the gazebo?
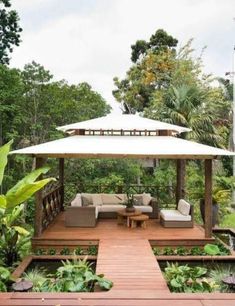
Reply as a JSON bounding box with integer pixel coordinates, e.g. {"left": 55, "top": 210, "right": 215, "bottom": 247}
{"left": 11, "top": 114, "right": 234, "bottom": 239}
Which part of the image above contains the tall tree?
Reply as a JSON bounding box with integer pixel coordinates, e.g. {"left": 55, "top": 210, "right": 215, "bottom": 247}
{"left": 0, "top": 0, "right": 22, "bottom": 65}
{"left": 0, "top": 64, "right": 23, "bottom": 146}
{"left": 131, "top": 29, "right": 178, "bottom": 63}
{"left": 19, "top": 62, "right": 111, "bottom": 145}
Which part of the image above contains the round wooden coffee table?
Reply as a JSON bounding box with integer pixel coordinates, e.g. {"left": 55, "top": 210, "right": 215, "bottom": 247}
{"left": 129, "top": 214, "right": 149, "bottom": 229}
{"left": 117, "top": 209, "right": 142, "bottom": 227}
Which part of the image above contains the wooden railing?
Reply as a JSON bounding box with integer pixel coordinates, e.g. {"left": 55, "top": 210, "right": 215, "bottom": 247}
{"left": 41, "top": 184, "right": 64, "bottom": 230}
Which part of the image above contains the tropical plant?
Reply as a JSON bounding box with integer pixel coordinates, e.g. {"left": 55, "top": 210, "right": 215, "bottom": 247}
{"left": 0, "top": 266, "right": 11, "bottom": 292}
{"left": 209, "top": 265, "right": 235, "bottom": 293}
{"left": 0, "top": 140, "right": 55, "bottom": 266}
{"left": 123, "top": 191, "right": 135, "bottom": 210}
{"left": 23, "top": 268, "right": 47, "bottom": 292}
{"left": 204, "top": 243, "right": 230, "bottom": 256}
{"left": 164, "top": 262, "right": 218, "bottom": 293}
{"left": 37, "top": 258, "right": 113, "bottom": 292}
{"left": 158, "top": 84, "right": 220, "bottom": 146}
{"left": 204, "top": 244, "right": 221, "bottom": 256}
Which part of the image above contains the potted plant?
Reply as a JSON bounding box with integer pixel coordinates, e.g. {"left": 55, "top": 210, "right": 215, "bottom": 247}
{"left": 123, "top": 191, "right": 136, "bottom": 213}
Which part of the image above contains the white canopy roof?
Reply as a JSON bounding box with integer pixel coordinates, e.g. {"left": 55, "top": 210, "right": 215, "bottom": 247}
{"left": 57, "top": 114, "right": 191, "bottom": 134}
{"left": 11, "top": 136, "right": 234, "bottom": 159}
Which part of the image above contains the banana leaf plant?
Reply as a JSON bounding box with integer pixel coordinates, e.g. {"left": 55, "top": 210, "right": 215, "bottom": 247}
{"left": 0, "top": 140, "right": 55, "bottom": 266}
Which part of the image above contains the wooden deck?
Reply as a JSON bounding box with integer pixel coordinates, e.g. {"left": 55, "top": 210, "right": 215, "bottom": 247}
{"left": 32, "top": 212, "right": 213, "bottom": 249}
{"left": 3, "top": 213, "right": 235, "bottom": 305}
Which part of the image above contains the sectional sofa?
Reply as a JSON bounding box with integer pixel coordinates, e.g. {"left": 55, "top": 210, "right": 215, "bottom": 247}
{"left": 65, "top": 193, "right": 158, "bottom": 227}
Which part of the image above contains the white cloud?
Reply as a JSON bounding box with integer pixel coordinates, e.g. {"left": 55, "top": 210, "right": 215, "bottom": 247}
{"left": 10, "top": 0, "right": 235, "bottom": 114}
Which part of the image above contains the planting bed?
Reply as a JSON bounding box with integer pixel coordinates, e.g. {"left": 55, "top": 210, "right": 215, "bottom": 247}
{"left": 12, "top": 255, "right": 97, "bottom": 280}
{"left": 158, "top": 258, "right": 235, "bottom": 293}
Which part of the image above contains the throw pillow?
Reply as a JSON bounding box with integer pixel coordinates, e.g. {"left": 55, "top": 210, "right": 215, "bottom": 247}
{"left": 92, "top": 194, "right": 103, "bottom": 206}
{"left": 178, "top": 199, "right": 191, "bottom": 216}
{"left": 142, "top": 193, "right": 152, "bottom": 206}
{"left": 133, "top": 195, "right": 143, "bottom": 206}
{"left": 71, "top": 193, "right": 82, "bottom": 207}
{"left": 81, "top": 193, "right": 93, "bottom": 206}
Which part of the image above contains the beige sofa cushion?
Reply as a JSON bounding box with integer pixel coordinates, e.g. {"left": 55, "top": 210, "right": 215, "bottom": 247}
{"left": 71, "top": 194, "right": 82, "bottom": 207}
{"left": 178, "top": 199, "right": 191, "bottom": 216}
{"left": 101, "top": 194, "right": 125, "bottom": 205}
{"left": 92, "top": 194, "right": 103, "bottom": 206}
{"left": 160, "top": 209, "right": 191, "bottom": 221}
{"left": 98, "top": 205, "right": 125, "bottom": 212}
{"left": 134, "top": 205, "right": 153, "bottom": 213}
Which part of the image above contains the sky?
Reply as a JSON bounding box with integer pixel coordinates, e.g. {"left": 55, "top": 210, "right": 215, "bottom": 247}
{"left": 10, "top": 0, "right": 235, "bottom": 113}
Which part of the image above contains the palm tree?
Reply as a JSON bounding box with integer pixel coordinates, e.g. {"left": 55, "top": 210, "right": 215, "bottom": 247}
{"left": 157, "top": 84, "right": 221, "bottom": 200}
{"left": 162, "top": 84, "right": 220, "bottom": 146}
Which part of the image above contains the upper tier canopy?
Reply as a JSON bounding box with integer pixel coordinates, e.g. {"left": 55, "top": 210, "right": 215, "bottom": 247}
{"left": 57, "top": 114, "right": 191, "bottom": 134}
{"left": 11, "top": 136, "right": 235, "bottom": 159}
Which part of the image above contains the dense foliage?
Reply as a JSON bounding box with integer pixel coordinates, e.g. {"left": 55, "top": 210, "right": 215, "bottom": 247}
{"left": 0, "top": 0, "right": 22, "bottom": 64}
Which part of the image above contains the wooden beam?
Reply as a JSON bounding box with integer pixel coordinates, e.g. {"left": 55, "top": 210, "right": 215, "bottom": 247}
{"left": 59, "top": 158, "right": 64, "bottom": 210}
{"left": 176, "top": 160, "right": 185, "bottom": 205}
{"left": 34, "top": 157, "right": 45, "bottom": 237}
{"left": 204, "top": 159, "right": 213, "bottom": 238}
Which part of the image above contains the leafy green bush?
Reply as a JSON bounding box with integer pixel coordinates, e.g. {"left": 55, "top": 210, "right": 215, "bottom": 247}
{"left": 163, "top": 247, "right": 175, "bottom": 255}
{"left": 164, "top": 262, "right": 218, "bottom": 293}
{"left": 190, "top": 246, "right": 203, "bottom": 255}
{"left": 47, "top": 248, "right": 56, "bottom": 255}
{"left": 175, "top": 247, "right": 188, "bottom": 256}
{"left": 75, "top": 246, "right": 84, "bottom": 255}
{"left": 152, "top": 247, "right": 161, "bottom": 255}
{"left": 87, "top": 246, "right": 98, "bottom": 256}
{"left": 60, "top": 247, "right": 70, "bottom": 255}
{"left": 34, "top": 248, "right": 46, "bottom": 256}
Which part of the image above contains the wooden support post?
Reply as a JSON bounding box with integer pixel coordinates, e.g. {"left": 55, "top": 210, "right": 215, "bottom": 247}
{"left": 59, "top": 158, "right": 64, "bottom": 211}
{"left": 204, "top": 159, "right": 213, "bottom": 238}
{"left": 176, "top": 159, "right": 185, "bottom": 205}
{"left": 34, "top": 157, "right": 44, "bottom": 237}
